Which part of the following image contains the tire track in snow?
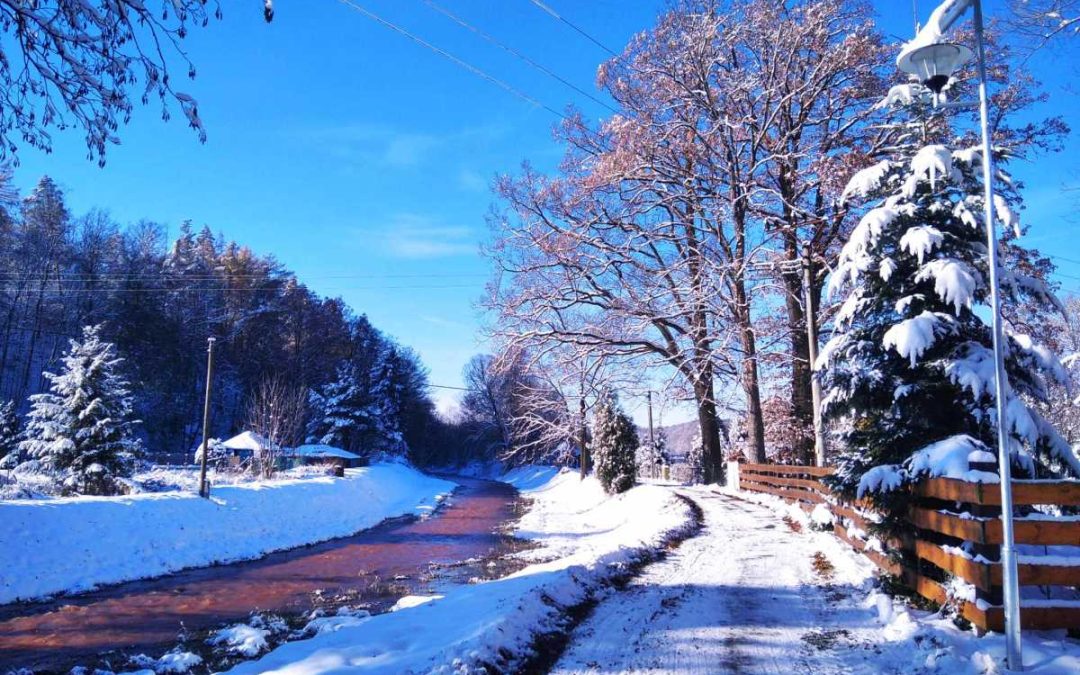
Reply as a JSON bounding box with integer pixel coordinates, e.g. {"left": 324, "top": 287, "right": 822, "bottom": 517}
{"left": 550, "top": 487, "right": 857, "bottom": 674}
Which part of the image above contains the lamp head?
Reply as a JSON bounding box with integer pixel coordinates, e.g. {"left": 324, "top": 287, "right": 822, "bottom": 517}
{"left": 897, "top": 42, "right": 973, "bottom": 94}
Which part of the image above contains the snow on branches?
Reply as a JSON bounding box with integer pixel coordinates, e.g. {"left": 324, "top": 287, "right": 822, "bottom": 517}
{"left": 17, "top": 325, "right": 143, "bottom": 496}
{"left": 818, "top": 80, "right": 1078, "bottom": 512}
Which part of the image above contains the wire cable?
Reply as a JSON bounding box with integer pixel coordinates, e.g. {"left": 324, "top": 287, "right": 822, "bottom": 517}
{"left": 421, "top": 0, "right": 618, "bottom": 114}
{"left": 526, "top": 0, "right": 621, "bottom": 59}
{"left": 335, "top": 0, "right": 569, "bottom": 121}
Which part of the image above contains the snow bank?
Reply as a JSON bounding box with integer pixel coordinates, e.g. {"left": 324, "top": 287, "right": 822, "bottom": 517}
{"left": 0, "top": 463, "right": 455, "bottom": 604}
{"left": 225, "top": 468, "right": 696, "bottom": 675}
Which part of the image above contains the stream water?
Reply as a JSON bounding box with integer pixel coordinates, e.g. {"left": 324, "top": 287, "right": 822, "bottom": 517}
{"left": 0, "top": 475, "right": 527, "bottom": 673}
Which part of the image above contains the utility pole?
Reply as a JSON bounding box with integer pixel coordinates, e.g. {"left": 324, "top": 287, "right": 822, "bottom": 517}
{"left": 802, "top": 249, "right": 827, "bottom": 467}
{"left": 198, "top": 337, "right": 217, "bottom": 499}
{"left": 647, "top": 390, "right": 656, "bottom": 478}
{"left": 578, "top": 384, "right": 588, "bottom": 480}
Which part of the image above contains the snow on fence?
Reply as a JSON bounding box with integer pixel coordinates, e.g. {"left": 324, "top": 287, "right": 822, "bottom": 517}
{"left": 737, "top": 462, "right": 1080, "bottom": 634}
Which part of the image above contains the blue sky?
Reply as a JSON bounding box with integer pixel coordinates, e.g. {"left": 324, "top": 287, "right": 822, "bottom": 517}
{"left": 8, "top": 0, "right": 1080, "bottom": 418}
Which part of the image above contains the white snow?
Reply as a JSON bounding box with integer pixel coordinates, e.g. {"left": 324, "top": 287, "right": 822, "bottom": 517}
{"left": 223, "top": 468, "right": 696, "bottom": 675}
{"left": 285, "top": 444, "right": 362, "bottom": 461}
{"left": 899, "top": 225, "right": 944, "bottom": 263}
{"left": 883, "top": 310, "right": 955, "bottom": 366}
{"left": 915, "top": 258, "right": 978, "bottom": 314}
{"left": 726, "top": 485, "right": 1080, "bottom": 674}
{"left": 841, "top": 160, "right": 892, "bottom": 203}
{"left": 875, "top": 83, "right": 928, "bottom": 109}
{"left": 220, "top": 430, "right": 271, "bottom": 452}
{"left": 0, "top": 462, "right": 454, "bottom": 603}
{"left": 858, "top": 464, "right": 906, "bottom": 497}
{"left": 907, "top": 144, "right": 959, "bottom": 194}
{"left": 208, "top": 623, "right": 272, "bottom": 657}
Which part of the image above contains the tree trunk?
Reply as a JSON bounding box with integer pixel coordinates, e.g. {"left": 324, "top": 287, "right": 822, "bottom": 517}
{"left": 693, "top": 374, "right": 724, "bottom": 484}
{"left": 736, "top": 303, "right": 766, "bottom": 463}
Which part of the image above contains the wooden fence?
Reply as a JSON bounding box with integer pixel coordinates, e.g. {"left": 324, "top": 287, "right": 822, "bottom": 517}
{"left": 735, "top": 462, "right": 1080, "bottom": 633}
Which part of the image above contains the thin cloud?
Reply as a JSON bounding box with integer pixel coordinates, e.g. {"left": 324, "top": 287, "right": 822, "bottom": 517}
{"left": 457, "top": 168, "right": 489, "bottom": 192}
{"left": 304, "top": 122, "right": 510, "bottom": 170}
{"left": 379, "top": 214, "right": 477, "bottom": 259}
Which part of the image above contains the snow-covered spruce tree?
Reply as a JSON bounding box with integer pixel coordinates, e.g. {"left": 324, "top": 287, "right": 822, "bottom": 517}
{"left": 0, "top": 400, "right": 21, "bottom": 470}
{"left": 687, "top": 431, "right": 705, "bottom": 485}
{"left": 590, "top": 390, "right": 639, "bottom": 494}
{"left": 818, "top": 83, "right": 1078, "bottom": 523}
{"left": 654, "top": 427, "right": 671, "bottom": 467}
{"left": 635, "top": 434, "right": 659, "bottom": 478}
{"left": 305, "top": 361, "right": 375, "bottom": 457}
{"left": 18, "top": 325, "right": 143, "bottom": 495}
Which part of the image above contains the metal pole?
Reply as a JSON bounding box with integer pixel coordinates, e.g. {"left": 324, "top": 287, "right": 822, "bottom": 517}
{"left": 198, "top": 337, "right": 217, "bottom": 499}
{"left": 972, "top": 1, "right": 1022, "bottom": 668}
{"left": 802, "top": 250, "right": 827, "bottom": 467}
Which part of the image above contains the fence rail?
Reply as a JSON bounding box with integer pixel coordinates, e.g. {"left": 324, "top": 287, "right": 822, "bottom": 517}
{"left": 735, "top": 462, "right": 1080, "bottom": 634}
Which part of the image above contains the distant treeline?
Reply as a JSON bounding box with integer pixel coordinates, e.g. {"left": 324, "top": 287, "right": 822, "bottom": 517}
{"left": 0, "top": 173, "right": 458, "bottom": 462}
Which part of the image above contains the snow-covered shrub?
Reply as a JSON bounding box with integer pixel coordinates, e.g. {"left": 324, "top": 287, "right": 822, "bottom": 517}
{"left": 16, "top": 324, "right": 143, "bottom": 496}
{"left": 818, "top": 82, "right": 1077, "bottom": 525}
{"left": 685, "top": 431, "right": 705, "bottom": 484}
{"left": 0, "top": 400, "right": 20, "bottom": 469}
{"left": 590, "top": 389, "right": 638, "bottom": 494}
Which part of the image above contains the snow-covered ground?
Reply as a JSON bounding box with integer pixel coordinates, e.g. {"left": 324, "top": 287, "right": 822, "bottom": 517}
{"left": 223, "top": 467, "right": 697, "bottom": 674}
{"left": 0, "top": 462, "right": 344, "bottom": 500}
{"left": 0, "top": 462, "right": 455, "bottom": 604}
{"left": 551, "top": 485, "right": 1079, "bottom": 674}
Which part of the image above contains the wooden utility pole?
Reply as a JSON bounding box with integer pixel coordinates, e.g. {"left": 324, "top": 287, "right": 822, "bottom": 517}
{"left": 647, "top": 390, "right": 656, "bottom": 478}
{"left": 579, "top": 378, "right": 588, "bottom": 480}
{"left": 802, "top": 251, "right": 827, "bottom": 467}
{"left": 198, "top": 337, "right": 217, "bottom": 498}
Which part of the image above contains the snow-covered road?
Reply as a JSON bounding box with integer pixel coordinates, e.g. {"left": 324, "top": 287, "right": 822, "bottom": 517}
{"left": 552, "top": 487, "right": 884, "bottom": 674}
{"left": 553, "top": 485, "right": 1080, "bottom": 675}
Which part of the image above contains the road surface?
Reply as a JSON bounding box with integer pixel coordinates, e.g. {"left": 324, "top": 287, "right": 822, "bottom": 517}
{"left": 552, "top": 486, "right": 879, "bottom": 674}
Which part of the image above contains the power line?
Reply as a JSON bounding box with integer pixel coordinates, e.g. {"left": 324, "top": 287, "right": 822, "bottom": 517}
{"left": 0, "top": 272, "right": 488, "bottom": 281}
{"left": 421, "top": 0, "right": 618, "bottom": 114}
{"left": 526, "top": 0, "right": 621, "bottom": 59}
{"left": 428, "top": 383, "right": 475, "bottom": 391}
{"left": 1048, "top": 253, "right": 1080, "bottom": 266}
{"left": 334, "top": 0, "right": 569, "bottom": 121}
{"left": 0, "top": 283, "right": 481, "bottom": 294}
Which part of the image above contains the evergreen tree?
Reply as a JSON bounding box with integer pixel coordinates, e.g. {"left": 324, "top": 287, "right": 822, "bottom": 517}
{"left": 654, "top": 427, "right": 671, "bottom": 467}
{"left": 18, "top": 325, "right": 143, "bottom": 495}
{"left": 819, "top": 82, "right": 1077, "bottom": 523}
{"left": 0, "top": 400, "right": 20, "bottom": 469}
{"left": 368, "top": 343, "right": 409, "bottom": 457}
{"left": 635, "top": 435, "right": 659, "bottom": 478}
{"left": 306, "top": 360, "right": 375, "bottom": 456}
{"left": 686, "top": 431, "right": 705, "bottom": 485}
{"left": 590, "top": 390, "right": 638, "bottom": 494}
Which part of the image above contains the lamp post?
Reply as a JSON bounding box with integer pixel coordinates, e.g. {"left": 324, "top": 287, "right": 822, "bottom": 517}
{"left": 898, "top": 1, "right": 1023, "bottom": 670}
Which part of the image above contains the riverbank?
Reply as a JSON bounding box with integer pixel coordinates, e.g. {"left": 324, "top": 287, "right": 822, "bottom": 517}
{"left": 0, "top": 462, "right": 455, "bottom": 604}
{"left": 226, "top": 467, "right": 698, "bottom": 674}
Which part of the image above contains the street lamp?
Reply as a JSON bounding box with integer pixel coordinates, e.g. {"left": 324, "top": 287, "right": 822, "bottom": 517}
{"left": 898, "top": 1, "right": 1024, "bottom": 671}
{"left": 897, "top": 42, "right": 973, "bottom": 97}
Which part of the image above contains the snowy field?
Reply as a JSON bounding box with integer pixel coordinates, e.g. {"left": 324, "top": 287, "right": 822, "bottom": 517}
{"left": 223, "top": 467, "right": 698, "bottom": 674}
{"left": 0, "top": 462, "right": 455, "bottom": 604}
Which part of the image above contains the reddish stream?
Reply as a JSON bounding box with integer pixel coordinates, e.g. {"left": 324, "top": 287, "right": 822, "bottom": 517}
{"left": 0, "top": 476, "right": 524, "bottom": 673}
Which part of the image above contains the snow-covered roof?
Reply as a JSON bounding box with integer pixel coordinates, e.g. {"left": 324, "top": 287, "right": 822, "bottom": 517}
{"left": 220, "top": 431, "right": 271, "bottom": 451}
{"left": 285, "top": 444, "right": 361, "bottom": 460}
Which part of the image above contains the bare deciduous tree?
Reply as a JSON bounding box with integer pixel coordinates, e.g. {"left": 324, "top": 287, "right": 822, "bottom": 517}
{"left": 1007, "top": 0, "right": 1080, "bottom": 53}
{"left": 245, "top": 376, "right": 305, "bottom": 478}
{"left": 0, "top": 1, "right": 272, "bottom": 165}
